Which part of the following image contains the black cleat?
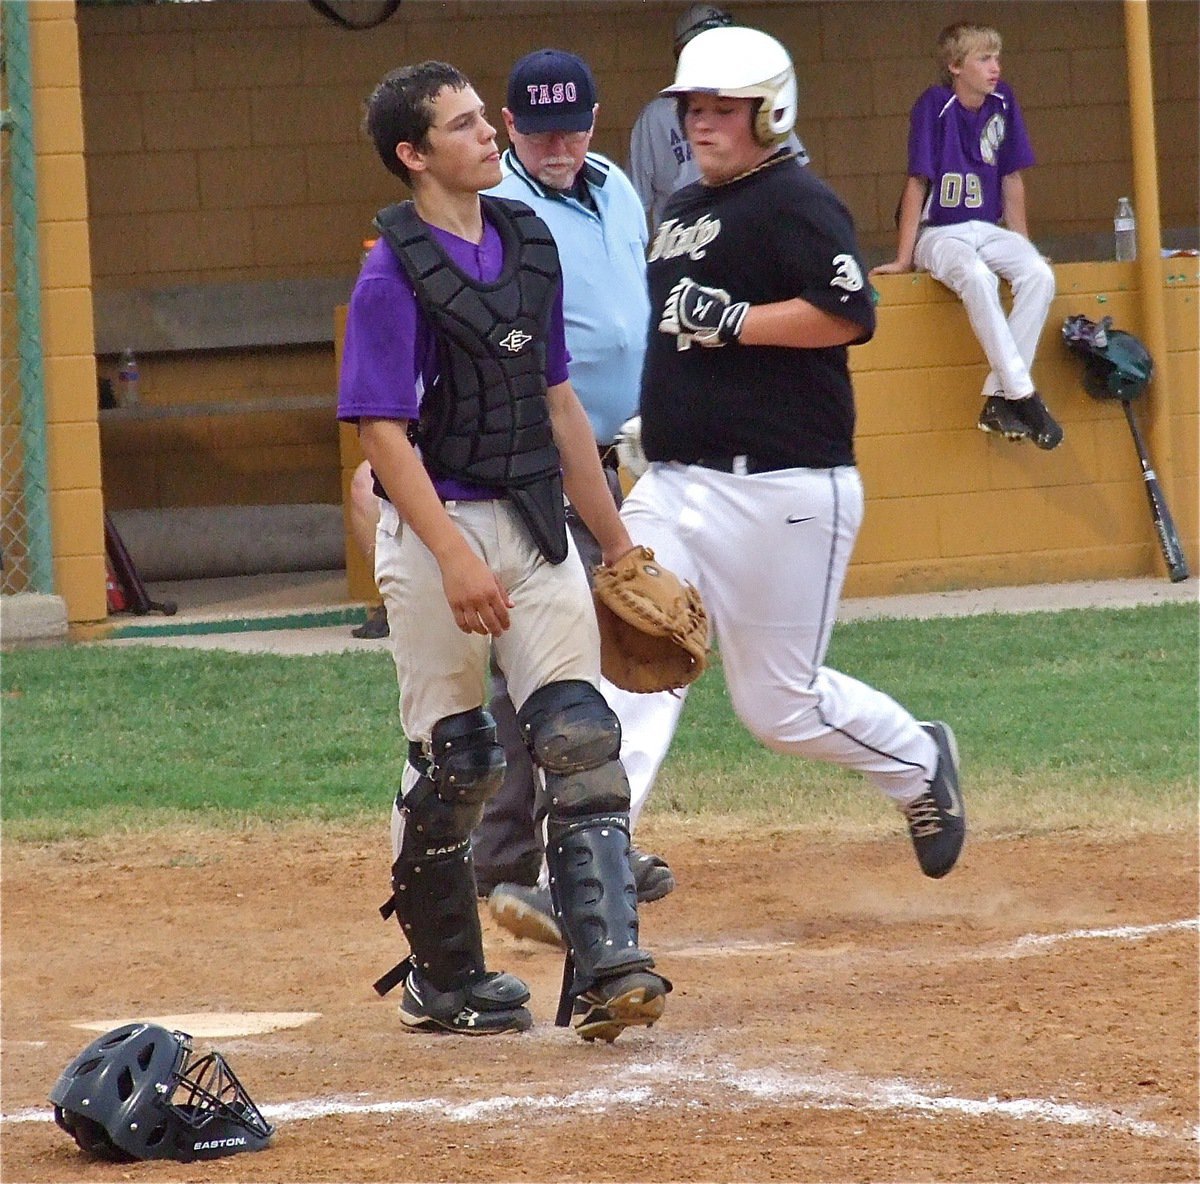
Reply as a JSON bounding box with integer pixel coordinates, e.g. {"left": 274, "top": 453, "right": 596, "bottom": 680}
{"left": 488, "top": 883, "right": 564, "bottom": 948}
{"left": 397, "top": 967, "right": 532, "bottom": 1035}
{"left": 351, "top": 603, "right": 389, "bottom": 639}
{"left": 978, "top": 395, "right": 1031, "bottom": 441}
{"left": 630, "top": 847, "right": 676, "bottom": 903}
{"left": 1009, "top": 392, "right": 1064, "bottom": 450}
{"left": 573, "top": 969, "right": 670, "bottom": 1043}
{"left": 904, "top": 721, "right": 965, "bottom": 879}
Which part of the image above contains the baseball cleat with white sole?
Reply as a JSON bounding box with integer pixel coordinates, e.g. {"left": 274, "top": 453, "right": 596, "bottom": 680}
{"left": 397, "top": 967, "right": 532, "bottom": 1035}
{"left": 573, "top": 969, "right": 671, "bottom": 1043}
{"left": 904, "top": 720, "right": 965, "bottom": 878}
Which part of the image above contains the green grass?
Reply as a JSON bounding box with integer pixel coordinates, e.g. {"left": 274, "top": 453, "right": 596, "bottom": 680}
{"left": 1, "top": 603, "right": 1195, "bottom": 840}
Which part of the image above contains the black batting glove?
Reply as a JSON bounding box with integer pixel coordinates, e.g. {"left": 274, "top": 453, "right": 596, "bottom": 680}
{"left": 659, "top": 277, "right": 749, "bottom": 348}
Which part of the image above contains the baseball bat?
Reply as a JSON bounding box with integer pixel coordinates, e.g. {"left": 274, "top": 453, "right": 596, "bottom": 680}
{"left": 1120, "top": 401, "right": 1191, "bottom": 583}
{"left": 103, "top": 512, "right": 178, "bottom": 616}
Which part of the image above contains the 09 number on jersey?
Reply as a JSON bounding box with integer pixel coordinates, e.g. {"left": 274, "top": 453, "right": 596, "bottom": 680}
{"left": 938, "top": 172, "right": 983, "bottom": 210}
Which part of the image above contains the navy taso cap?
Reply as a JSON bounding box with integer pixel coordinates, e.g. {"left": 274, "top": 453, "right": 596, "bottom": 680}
{"left": 507, "top": 49, "right": 597, "bottom": 133}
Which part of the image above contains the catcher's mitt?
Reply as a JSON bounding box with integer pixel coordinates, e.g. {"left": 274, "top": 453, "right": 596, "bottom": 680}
{"left": 593, "top": 546, "right": 708, "bottom": 694}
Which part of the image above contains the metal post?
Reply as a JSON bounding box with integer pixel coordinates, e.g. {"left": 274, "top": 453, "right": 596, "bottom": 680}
{"left": 2, "top": 0, "right": 53, "bottom": 593}
{"left": 1122, "top": 0, "right": 1178, "bottom": 570}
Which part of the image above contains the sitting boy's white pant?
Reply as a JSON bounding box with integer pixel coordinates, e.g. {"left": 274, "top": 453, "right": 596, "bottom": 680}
{"left": 915, "top": 221, "right": 1055, "bottom": 401}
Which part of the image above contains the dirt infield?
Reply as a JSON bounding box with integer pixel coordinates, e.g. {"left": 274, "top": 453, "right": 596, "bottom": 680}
{"left": 2, "top": 820, "right": 1196, "bottom": 1182}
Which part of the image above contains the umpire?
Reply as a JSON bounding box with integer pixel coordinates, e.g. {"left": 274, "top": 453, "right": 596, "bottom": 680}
{"left": 474, "top": 50, "right": 675, "bottom": 942}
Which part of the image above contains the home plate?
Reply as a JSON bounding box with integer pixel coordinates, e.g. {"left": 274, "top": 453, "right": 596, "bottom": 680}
{"left": 72, "top": 1012, "right": 320, "bottom": 1038}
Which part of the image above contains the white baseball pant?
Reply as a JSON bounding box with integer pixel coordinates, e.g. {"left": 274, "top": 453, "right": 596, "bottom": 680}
{"left": 373, "top": 497, "right": 600, "bottom": 859}
{"left": 914, "top": 221, "right": 1055, "bottom": 400}
{"left": 604, "top": 461, "right": 939, "bottom": 830}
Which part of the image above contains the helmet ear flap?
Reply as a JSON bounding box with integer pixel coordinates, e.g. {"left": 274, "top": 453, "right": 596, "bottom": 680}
{"left": 752, "top": 69, "right": 797, "bottom": 146}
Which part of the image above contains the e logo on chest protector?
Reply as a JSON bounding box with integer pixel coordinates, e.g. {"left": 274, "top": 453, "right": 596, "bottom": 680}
{"left": 498, "top": 328, "right": 533, "bottom": 353}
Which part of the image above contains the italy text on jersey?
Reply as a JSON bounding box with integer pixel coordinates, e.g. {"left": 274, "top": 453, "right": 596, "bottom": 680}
{"left": 648, "top": 214, "right": 721, "bottom": 262}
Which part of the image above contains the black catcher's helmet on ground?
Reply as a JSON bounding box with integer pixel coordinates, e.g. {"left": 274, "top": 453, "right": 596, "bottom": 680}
{"left": 49, "top": 1023, "right": 273, "bottom": 1163}
{"left": 1062, "top": 314, "right": 1154, "bottom": 402}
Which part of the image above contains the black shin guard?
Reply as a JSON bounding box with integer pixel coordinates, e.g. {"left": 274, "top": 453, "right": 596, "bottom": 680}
{"left": 546, "top": 812, "right": 654, "bottom": 1018}
{"left": 374, "top": 709, "right": 505, "bottom": 999}
{"left": 391, "top": 836, "right": 485, "bottom": 991}
{"left": 518, "top": 681, "right": 658, "bottom": 1026}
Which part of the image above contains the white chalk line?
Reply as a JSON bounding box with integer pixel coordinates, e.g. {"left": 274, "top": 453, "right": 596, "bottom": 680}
{"left": 8, "top": 919, "right": 1195, "bottom": 1143}
{"left": 661, "top": 916, "right": 1198, "bottom": 964}
{"left": 8, "top": 1058, "right": 1193, "bottom": 1144}
{"left": 1005, "top": 916, "right": 1198, "bottom": 954}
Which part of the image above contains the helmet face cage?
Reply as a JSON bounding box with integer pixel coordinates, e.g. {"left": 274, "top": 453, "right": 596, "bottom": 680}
{"left": 50, "top": 1024, "right": 273, "bottom": 1163}
{"left": 167, "top": 1048, "right": 274, "bottom": 1154}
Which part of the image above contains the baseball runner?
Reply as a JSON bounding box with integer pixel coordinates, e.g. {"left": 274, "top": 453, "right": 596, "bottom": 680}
{"left": 871, "top": 21, "right": 1061, "bottom": 449}
{"left": 604, "top": 26, "right": 967, "bottom": 881}
{"left": 627, "top": 4, "right": 808, "bottom": 232}
{"left": 338, "top": 60, "right": 670, "bottom": 1040}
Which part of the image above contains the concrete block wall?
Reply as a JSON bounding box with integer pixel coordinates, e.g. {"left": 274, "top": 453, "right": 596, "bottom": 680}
{"left": 75, "top": 0, "right": 1197, "bottom": 288}
{"left": 851, "top": 259, "right": 1198, "bottom": 594}
{"left": 71, "top": 0, "right": 1197, "bottom": 522}
{"left": 100, "top": 401, "right": 340, "bottom": 512}
{"left": 336, "top": 259, "right": 1198, "bottom": 602}
{"left": 22, "top": 1, "right": 1195, "bottom": 623}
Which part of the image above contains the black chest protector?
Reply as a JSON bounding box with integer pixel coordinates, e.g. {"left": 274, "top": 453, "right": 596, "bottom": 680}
{"left": 374, "top": 197, "right": 568, "bottom": 564}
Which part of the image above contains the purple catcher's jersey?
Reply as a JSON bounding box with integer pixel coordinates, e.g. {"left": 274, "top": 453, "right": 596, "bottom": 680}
{"left": 907, "top": 81, "right": 1035, "bottom": 227}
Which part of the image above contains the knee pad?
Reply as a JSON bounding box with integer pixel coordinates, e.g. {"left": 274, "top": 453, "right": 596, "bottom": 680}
{"left": 426, "top": 707, "right": 506, "bottom": 810}
{"left": 517, "top": 680, "right": 630, "bottom": 816}
{"left": 405, "top": 708, "right": 506, "bottom": 841}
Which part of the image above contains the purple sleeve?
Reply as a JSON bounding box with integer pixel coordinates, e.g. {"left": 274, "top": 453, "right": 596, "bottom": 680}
{"left": 337, "top": 275, "right": 423, "bottom": 423}
{"left": 544, "top": 277, "right": 570, "bottom": 386}
{"left": 997, "top": 84, "right": 1036, "bottom": 175}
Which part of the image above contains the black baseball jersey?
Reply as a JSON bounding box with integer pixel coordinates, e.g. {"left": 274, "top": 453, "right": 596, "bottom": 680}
{"left": 640, "top": 151, "right": 875, "bottom": 470}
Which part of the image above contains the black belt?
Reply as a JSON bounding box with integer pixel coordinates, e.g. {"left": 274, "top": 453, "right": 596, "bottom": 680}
{"left": 691, "top": 455, "right": 791, "bottom": 475}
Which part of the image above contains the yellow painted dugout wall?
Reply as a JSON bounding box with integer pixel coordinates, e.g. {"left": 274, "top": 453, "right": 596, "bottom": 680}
{"left": 850, "top": 260, "right": 1198, "bottom": 594}
{"left": 20, "top": 1, "right": 1198, "bottom": 622}
{"left": 337, "top": 258, "right": 1198, "bottom": 603}
{"left": 22, "top": 2, "right": 107, "bottom": 622}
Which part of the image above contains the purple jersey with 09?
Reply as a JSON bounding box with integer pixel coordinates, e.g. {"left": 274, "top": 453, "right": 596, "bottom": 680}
{"left": 907, "top": 81, "right": 1035, "bottom": 228}
{"left": 337, "top": 211, "right": 570, "bottom": 502}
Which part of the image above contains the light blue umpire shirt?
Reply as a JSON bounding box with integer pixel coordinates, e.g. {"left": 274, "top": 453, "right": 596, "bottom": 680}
{"left": 487, "top": 149, "right": 650, "bottom": 446}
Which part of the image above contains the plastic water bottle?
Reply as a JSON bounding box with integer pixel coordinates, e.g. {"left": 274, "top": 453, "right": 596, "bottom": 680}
{"left": 1114, "top": 197, "right": 1136, "bottom": 262}
{"left": 116, "top": 348, "right": 140, "bottom": 407}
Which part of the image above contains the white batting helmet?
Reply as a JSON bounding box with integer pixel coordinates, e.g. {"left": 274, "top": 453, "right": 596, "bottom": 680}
{"left": 661, "top": 26, "right": 797, "bottom": 147}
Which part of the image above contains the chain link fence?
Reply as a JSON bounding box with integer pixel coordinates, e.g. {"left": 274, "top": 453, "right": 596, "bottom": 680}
{"left": 1, "top": 1, "right": 53, "bottom": 596}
